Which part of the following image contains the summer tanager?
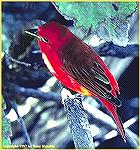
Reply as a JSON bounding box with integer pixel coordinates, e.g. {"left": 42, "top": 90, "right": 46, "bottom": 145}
{"left": 25, "top": 21, "right": 125, "bottom": 142}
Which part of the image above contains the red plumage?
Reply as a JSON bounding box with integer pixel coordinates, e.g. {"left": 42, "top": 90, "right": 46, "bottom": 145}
{"left": 35, "top": 21, "right": 125, "bottom": 141}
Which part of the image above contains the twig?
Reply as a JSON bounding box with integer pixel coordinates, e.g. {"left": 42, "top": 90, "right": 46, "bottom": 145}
{"left": 83, "top": 101, "right": 138, "bottom": 148}
{"left": 10, "top": 101, "right": 32, "bottom": 145}
{"left": 102, "top": 117, "right": 138, "bottom": 148}
{"left": 61, "top": 88, "right": 95, "bottom": 149}
{"left": 4, "top": 51, "right": 31, "bottom": 67}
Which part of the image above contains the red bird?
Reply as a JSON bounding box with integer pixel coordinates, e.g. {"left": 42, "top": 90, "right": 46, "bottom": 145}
{"left": 25, "top": 21, "right": 125, "bottom": 141}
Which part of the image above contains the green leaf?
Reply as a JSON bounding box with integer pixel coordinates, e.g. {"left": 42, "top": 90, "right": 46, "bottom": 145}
{"left": 55, "top": 2, "right": 137, "bottom": 46}
{"left": 2, "top": 137, "right": 11, "bottom": 146}
{"left": 2, "top": 100, "right": 12, "bottom": 146}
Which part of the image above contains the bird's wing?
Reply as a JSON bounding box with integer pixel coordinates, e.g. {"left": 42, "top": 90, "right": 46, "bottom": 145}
{"left": 58, "top": 38, "right": 121, "bottom": 107}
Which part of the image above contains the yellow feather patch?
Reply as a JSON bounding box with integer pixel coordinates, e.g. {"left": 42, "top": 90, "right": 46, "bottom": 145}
{"left": 79, "top": 87, "right": 92, "bottom": 96}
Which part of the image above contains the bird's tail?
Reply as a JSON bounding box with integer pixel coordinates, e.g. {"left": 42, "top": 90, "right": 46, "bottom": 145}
{"left": 99, "top": 98, "right": 126, "bottom": 142}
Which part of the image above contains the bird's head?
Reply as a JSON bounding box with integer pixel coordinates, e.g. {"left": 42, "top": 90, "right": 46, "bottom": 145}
{"left": 25, "top": 21, "right": 71, "bottom": 54}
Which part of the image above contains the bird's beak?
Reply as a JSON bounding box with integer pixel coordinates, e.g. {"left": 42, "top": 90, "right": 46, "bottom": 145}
{"left": 25, "top": 29, "right": 41, "bottom": 40}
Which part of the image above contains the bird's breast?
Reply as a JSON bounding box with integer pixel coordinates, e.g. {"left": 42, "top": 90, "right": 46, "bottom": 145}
{"left": 42, "top": 53, "right": 56, "bottom": 74}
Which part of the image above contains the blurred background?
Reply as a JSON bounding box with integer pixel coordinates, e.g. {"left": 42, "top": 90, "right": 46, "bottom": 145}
{"left": 2, "top": 2, "right": 139, "bottom": 149}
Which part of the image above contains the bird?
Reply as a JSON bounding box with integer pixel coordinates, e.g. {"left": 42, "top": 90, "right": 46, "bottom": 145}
{"left": 25, "top": 21, "right": 126, "bottom": 142}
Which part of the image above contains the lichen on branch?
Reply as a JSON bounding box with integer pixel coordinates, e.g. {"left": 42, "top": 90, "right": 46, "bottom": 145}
{"left": 61, "top": 89, "right": 94, "bottom": 148}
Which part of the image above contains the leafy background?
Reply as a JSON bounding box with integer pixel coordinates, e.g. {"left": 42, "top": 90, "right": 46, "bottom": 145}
{"left": 55, "top": 2, "right": 137, "bottom": 46}
{"left": 2, "top": 100, "right": 12, "bottom": 146}
{"left": 2, "top": 2, "right": 139, "bottom": 149}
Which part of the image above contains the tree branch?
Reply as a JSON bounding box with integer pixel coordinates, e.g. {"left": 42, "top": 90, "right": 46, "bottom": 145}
{"left": 94, "top": 42, "right": 138, "bottom": 58}
{"left": 11, "top": 84, "right": 61, "bottom": 103}
{"left": 61, "top": 89, "right": 94, "bottom": 149}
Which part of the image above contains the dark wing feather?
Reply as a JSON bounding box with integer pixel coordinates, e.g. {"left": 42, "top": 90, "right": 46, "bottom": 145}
{"left": 58, "top": 38, "right": 121, "bottom": 106}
